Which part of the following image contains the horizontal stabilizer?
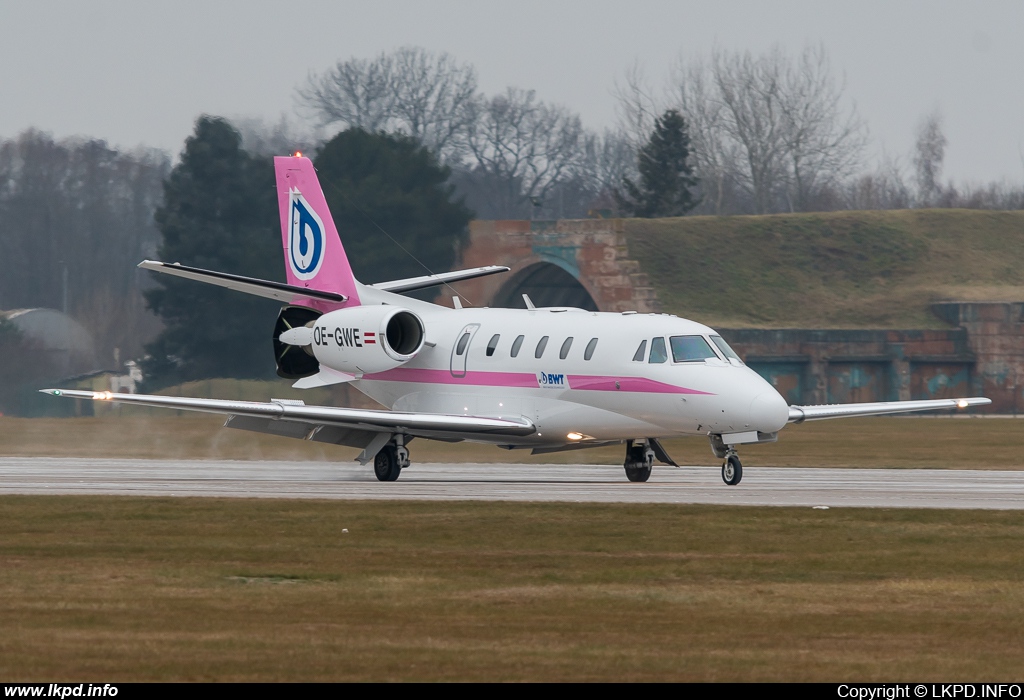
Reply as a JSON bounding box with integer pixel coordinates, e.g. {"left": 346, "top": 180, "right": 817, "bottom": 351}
{"left": 371, "top": 265, "right": 509, "bottom": 293}
{"left": 139, "top": 260, "right": 348, "bottom": 304}
{"left": 788, "top": 397, "right": 991, "bottom": 423}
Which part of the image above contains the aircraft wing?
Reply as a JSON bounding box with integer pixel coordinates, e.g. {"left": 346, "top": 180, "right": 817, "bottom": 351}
{"left": 371, "top": 266, "right": 509, "bottom": 293}
{"left": 788, "top": 397, "right": 991, "bottom": 423}
{"left": 41, "top": 389, "right": 536, "bottom": 444}
{"left": 138, "top": 260, "right": 348, "bottom": 304}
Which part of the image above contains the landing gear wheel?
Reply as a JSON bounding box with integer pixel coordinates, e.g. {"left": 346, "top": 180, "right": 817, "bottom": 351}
{"left": 625, "top": 463, "right": 652, "bottom": 482}
{"left": 373, "top": 446, "right": 402, "bottom": 482}
{"left": 623, "top": 441, "right": 654, "bottom": 483}
{"left": 722, "top": 454, "right": 742, "bottom": 486}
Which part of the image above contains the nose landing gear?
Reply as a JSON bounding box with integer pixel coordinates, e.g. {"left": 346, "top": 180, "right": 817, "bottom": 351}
{"left": 709, "top": 434, "right": 743, "bottom": 486}
{"left": 722, "top": 452, "right": 743, "bottom": 486}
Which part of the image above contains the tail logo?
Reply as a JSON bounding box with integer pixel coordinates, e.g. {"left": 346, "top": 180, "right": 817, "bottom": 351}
{"left": 288, "top": 188, "right": 325, "bottom": 280}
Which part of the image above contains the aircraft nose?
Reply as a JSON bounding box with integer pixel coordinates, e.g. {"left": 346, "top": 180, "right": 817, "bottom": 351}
{"left": 749, "top": 391, "right": 789, "bottom": 433}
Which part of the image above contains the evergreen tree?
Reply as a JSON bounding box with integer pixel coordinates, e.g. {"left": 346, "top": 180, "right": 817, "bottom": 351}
{"left": 141, "top": 116, "right": 280, "bottom": 389}
{"left": 313, "top": 129, "right": 472, "bottom": 292}
{"left": 618, "top": 109, "right": 700, "bottom": 217}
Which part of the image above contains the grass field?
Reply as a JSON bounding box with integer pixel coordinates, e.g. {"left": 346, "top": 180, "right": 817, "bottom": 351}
{"left": 2, "top": 496, "right": 1024, "bottom": 681}
{"left": 1, "top": 414, "right": 1020, "bottom": 469}
{"left": 624, "top": 209, "right": 1024, "bottom": 328}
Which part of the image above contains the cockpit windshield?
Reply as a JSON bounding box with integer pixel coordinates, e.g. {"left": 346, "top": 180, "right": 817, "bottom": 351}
{"left": 710, "top": 335, "right": 743, "bottom": 363}
{"left": 669, "top": 335, "right": 718, "bottom": 362}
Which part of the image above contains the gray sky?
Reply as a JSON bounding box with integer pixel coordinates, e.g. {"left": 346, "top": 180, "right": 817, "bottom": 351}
{"left": 3, "top": 0, "right": 1022, "bottom": 184}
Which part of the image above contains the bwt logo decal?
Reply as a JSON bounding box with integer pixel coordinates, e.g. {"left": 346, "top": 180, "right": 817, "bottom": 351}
{"left": 538, "top": 372, "right": 566, "bottom": 388}
{"left": 288, "top": 188, "right": 325, "bottom": 280}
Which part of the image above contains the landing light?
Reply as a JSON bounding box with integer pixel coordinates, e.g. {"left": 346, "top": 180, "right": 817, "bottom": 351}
{"left": 957, "top": 399, "right": 969, "bottom": 409}
{"left": 92, "top": 391, "right": 113, "bottom": 401}
{"left": 567, "top": 432, "right": 584, "bottom": 441}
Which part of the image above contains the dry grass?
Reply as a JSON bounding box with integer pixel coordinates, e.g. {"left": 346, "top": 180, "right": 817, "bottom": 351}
{"left": 625, "top": 209, "right": 1024, "bottom": 328}
{"left": 1, "top": 496, "right": 1024, "bottom": 681}
{"left": 1, "top": 414, "right": 1019, "bottom": 469}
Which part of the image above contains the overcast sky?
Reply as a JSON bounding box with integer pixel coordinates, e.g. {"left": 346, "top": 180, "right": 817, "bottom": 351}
{"left": 3, "top": 0, "right": 1022, "bottom": 184}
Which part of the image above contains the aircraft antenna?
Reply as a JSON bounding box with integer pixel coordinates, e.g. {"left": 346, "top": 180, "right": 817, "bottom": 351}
{"left": 320, "top": 175, "right": 479, "bottom": 307}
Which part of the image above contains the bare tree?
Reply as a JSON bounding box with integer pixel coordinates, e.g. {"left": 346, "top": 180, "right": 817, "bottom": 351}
{"left": 708, "top": 48, "right": 790, "bottom": 213}
{"left": 388, "top": 47, "right": 479, "bottom": 163}
{"left": 670, "top": 58, "right": 742, "bottom": 214}
{"left": 297, "top": 52, "right": 394, "bottom": 133}
{"left": 651, "top": 45, "right": 867, "bottom": 214}
{"left": 297, "top": 46, "right": 478, "bottom": 163}
{"left": 776, "top": 45, "right": 868, "bottom": 211}
{"left": 464, "top": 87, "right": 584, "bottom": 218}
{"left": 612, "top": 62, "right": 659, "bottom": 155}
{"left": 913, "top": 110, "right": 947, "bottom": 206}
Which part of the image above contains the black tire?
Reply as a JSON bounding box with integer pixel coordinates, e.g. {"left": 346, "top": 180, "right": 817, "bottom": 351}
{"left": 373, "top": 446, "right": 401, "bottom": 482}
{"left": 624, "top": 463, "right": 652, "bottom": 483}
{"left": 722, "top": 454, "right": 742, "bottom": 486}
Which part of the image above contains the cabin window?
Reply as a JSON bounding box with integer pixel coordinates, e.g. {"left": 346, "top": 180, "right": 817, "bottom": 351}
{"left": 486, "top": 334, "right": 500, "bottom": 357}
{"left": 535, "top": 335, "right": 549, "bottom": 359}
{"left": 510, "top": 335, "right": 524, "bottom": 358}
{"left": 559, "top": 337, "right": 573, "bottom": 360}
{"left": 584, "top": 338, "right": 598, "bottom": 361}
{"left": 649, "top": 337, "right": 668, "bottom": 363}
{"left": 632, "top": 339, "right": 647, "bottom": 362}
{"left": 710, "top": 335, "right": 743, "bottom": 363}
{"left": 456, "top": 332, "right": 471, "bottom": 356}
{"left": 669, "top": 335, "right": 718, "bottom": 362}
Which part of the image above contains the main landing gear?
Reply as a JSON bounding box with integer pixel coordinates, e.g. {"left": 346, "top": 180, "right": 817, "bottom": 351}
{"left": 373, "top": 435, "right": 411, "bottom": 482}
{"left": 623, "top": 439, "right": 655, "bottom": 483}
{"left": 709, "top": 434, "right": 743, "bottom": 486}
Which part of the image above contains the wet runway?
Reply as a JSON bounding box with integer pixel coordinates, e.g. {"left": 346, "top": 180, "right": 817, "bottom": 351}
{"left": 1, "top": 457, "right": 1023, "bottom": 509}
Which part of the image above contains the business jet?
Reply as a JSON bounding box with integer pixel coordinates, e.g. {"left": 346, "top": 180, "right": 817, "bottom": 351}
{"left": 44, "top": 155, "right": 990, "bottom": 484}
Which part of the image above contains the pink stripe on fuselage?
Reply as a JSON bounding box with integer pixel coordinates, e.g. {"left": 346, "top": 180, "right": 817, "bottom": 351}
{"left": 367, "top": 367, "right": 538, "bottom": 388}
{"left": 568, "top": 375, "right": 712, "bottom": 395}
{"left": 361, "top": 367, "right": 712, "bottom": 394}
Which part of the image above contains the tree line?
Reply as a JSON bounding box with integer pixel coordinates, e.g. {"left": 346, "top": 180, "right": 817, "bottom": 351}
{"left": 299, "top": 44, "right": 1024, "bottom": 217}
{"left": 0, "top": 131, "right": 169, "bottom": 365}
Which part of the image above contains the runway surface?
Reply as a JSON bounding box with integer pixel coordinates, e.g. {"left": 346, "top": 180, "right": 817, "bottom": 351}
{"left": 1, "top": 457, "right": 1023, "bottom": 509}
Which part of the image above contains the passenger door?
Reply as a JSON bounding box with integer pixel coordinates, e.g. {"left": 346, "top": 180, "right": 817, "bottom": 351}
{"left": 450, "top": 323, "right": 480, "bottom": 378}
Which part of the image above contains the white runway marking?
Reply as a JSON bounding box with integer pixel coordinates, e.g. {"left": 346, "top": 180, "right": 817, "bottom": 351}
{"left": 1, "top": 457, "right": 1023, "bottom": 509}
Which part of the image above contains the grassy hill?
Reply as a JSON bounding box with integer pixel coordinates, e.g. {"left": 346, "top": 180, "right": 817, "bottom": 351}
{"left": 623, "top": 209, "right": 1024, "bottom": 328}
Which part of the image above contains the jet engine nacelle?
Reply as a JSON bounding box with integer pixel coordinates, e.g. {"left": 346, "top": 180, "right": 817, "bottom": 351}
{"left": 307, "top": 305, "right": 425, "bottom": 375}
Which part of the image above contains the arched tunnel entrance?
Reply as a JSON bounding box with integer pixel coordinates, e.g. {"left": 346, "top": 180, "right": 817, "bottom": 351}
{"left": 491, "top": 262, "right": 599, "bottom": 310}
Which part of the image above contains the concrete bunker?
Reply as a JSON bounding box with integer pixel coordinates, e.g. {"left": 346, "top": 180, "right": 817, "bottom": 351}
{"left": 492, "top": 262, "right": 598, "bottom": 311}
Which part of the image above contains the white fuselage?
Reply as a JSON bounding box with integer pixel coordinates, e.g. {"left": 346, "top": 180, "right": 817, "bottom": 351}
{"left": 312, "top": 284, "right": 789, "bottom": 448}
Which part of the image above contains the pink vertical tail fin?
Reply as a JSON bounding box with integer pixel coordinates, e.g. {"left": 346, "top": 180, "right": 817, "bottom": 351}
{"left": 274, "top": 155, "right": 360, "bottom": 307}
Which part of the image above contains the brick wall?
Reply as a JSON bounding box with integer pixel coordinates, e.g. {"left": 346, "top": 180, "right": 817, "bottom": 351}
{"left": 444, "top": 219, "right": 659, "bottom": 312}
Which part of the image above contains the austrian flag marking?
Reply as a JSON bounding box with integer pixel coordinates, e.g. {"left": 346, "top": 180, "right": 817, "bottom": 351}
{"left": 364, "top": 332, "right": 376, "bottom": 345}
